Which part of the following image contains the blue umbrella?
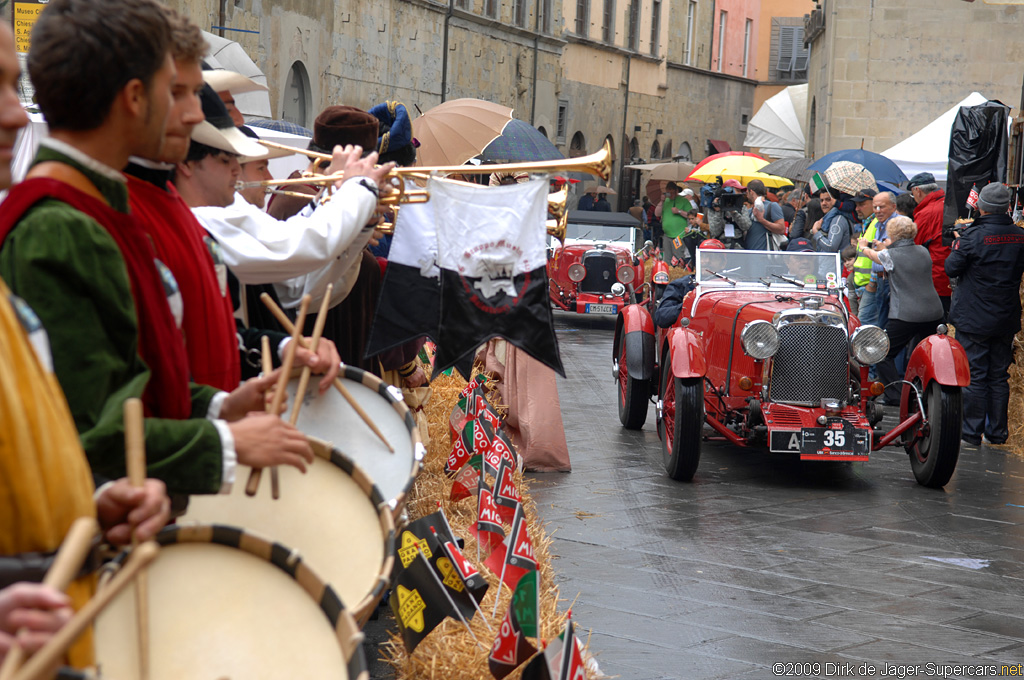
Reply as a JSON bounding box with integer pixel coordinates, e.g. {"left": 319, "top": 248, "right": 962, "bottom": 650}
{"left": 807, "top": 149, "right": 908, "bottom": 184}
{"left": 247, "top": 119, "right": 313, "bottom": 138}
{"left": 479, "top": 119, "right": 564, "bottom": 162}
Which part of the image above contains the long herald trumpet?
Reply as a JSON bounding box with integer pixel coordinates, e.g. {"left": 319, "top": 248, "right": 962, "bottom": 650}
{"left": 237, "top": 139, "right": 613, "bottom": 191}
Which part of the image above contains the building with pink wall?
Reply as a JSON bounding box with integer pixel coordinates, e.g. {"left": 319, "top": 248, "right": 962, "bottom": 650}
{"left": 710, "top": 0, "right": 759, "bottom": 78}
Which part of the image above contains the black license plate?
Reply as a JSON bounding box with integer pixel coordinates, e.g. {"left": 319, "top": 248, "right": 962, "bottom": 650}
{"left": 800, "top": 417, "right": 870, "bottom": 459}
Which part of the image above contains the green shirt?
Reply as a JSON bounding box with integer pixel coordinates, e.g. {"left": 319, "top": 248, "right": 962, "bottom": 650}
{"left": 0, "top": 145, "right": 224, "bottom": 494}
{"left": 661, "top": 197, "right": 693, "bottom": 238}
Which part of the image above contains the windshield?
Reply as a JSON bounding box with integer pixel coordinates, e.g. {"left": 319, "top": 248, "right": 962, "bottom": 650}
{"left": 695, "top": 249, "right": 842, "bottom": 288}
{"left": 560, "top": 222, "right": 637, "bottom": 248}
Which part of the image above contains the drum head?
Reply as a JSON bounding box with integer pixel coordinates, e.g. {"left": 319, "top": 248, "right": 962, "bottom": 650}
{"left": 183, "top": 449, "right": 395, "bottom": 625}
{"left": 286, "top": 365, "right": 423, "bottom": 514}
{"left": 94, "top": 525, "right": 367, "bottom": 680}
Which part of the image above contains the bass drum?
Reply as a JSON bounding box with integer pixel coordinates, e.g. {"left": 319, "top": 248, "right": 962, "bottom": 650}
{"left": 94, "top": 524, "right": 367, "bottom": 679}
{"left": 287, "top": 365, "right": 423, "bottom": 517}
{"left": 182, "top": 444, "right": 395, "bottom": 625}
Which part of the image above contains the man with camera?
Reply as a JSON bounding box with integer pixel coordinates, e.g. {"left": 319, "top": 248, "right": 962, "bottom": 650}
{"left": 945, "top": 182, "right": 1024, "bottom": 446}
{"left": 706, "top": 179, "right": 750, "bottom": 250}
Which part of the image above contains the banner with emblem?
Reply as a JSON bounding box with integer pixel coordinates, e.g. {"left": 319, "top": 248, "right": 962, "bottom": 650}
{"left": 388, "top": 552, "right": 457, "bottom": 653}
{"left": 470, "top": 484, "right": 506, "bottom": 554}
{"left": 520, "top": 617, "right": 586, "bottom": 680}
{"left": 431, "top": 177, "right": 564, "bottom": 378}
{"left": 450, "top": 454, "right": 484, "bottom": 502}
{"left": 486, "top": 503, "right": 537, "bottom": 591}
{"left": 437, "top": 530, "right": 490, "bottom": 606}
{"left": 396, "top": 511, "right": 457, "bottom": 569}
{"left": 492, "top": 457, "right": 522, "bottom": 523}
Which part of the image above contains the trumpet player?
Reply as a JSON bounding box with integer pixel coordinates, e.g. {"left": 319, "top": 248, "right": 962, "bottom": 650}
{"left": 182, "top": 100, "right": 392, "bottom": 316}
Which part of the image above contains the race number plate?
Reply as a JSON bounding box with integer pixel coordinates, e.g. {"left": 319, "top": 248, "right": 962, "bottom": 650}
{"left": 800, "top": 417, "right": 870, "bottom": 461}
{"left": 585, "top": 303, "right": 617, "bottom": 314}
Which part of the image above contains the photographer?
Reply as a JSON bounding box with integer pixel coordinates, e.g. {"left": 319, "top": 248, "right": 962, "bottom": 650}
{"left": 746, "top": 179, "right": 787, "bottom": 251}
{"left": 706, "top": 179, "right": 751, "bottom": 249}
{"left": 944, "top": 182, "right": 1024, "bottom": 446}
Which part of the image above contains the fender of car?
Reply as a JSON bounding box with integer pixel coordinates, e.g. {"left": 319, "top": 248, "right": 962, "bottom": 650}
{"left": 665, "top": 326, "right": 707, "bottom": 379}
{"left": 548, "top": 210, "right": 646, "bottom": 315}
{"left": 899, "top": 332, "right": 971, "bottom": 420}
{"left": 615, "top": 305, "right": 657, "bottom": 381}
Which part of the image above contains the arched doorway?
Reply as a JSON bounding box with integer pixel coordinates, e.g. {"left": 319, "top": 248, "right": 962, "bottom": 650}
{"left": 282, "top": 61, "right": 311, "bottom": 128}
{"left": 537, "top": 125, "right": 548, "bottom": 140}
{"left": 663, "top": 139, "right": 673, "bottom": 159}
{"left": 677, "top": 141, "right": 692, "bottom": 162}
{"left": 569, "top": 131, "right": 586, "bottom": 158}
{"left": 650, "top": 140, "right": 660, "bottom": 160}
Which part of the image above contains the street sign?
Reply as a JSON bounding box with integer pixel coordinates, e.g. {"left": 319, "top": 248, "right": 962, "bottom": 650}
{"left": 12, "top": 0, "right": 47, "bottom": 54}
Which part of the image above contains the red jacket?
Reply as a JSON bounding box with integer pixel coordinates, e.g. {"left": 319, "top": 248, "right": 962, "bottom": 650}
{"left": 913, "top": 189, "right": 952, "bottom": 296}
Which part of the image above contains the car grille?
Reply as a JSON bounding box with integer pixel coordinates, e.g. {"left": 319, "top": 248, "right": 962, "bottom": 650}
{"left": 769, "top": 324, "right": 849, "bottom": 405}
{"left": 579, "top": 252, "right": 617, "bottom": 294}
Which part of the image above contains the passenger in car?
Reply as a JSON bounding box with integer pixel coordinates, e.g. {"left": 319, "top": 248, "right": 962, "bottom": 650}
{"left": 654, "top": 239, "right": 725, "bottom": 328}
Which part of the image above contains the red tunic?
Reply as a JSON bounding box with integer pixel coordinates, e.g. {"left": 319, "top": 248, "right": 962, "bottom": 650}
{"left": 128, "top": 174, "right": 241, "bottom": 391}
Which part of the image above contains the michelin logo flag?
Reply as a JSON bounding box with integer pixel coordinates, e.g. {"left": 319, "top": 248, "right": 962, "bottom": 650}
{"left": 432, "top": 177, "right": 565, "bottom": 378}
{"left": 365, "top": 182, "right": 442, "bottom": 356}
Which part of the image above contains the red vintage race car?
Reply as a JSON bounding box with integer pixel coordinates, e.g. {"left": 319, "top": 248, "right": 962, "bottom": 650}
{"left": 613, "top": 248, "right": 971, "bottom": 488}
{"left": 548, "top": 210, "right": 649, "bottom": 315}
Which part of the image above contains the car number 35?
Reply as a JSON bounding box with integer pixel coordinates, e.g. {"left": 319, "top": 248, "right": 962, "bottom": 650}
{"left": 823, "top": 430, "right": 845, "bottom": 447}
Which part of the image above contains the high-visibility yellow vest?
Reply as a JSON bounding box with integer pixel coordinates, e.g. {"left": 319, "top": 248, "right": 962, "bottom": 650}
{"left": 852, "top": 217, "right": 878, "bottom": 287}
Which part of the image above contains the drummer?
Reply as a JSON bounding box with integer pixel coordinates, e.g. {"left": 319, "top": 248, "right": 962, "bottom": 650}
{"left": 0, "top": 0, "right": 314, "bottom": 496}
{"left": 125, "top": 9, "right": 343, "bottom": 391}
{"left": 0, "top": 18, "right": 170, "bottom": 669}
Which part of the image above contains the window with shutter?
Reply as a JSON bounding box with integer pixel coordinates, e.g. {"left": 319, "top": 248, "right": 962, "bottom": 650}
{"left": 793, "top": 27, "right": 810, "bottom": 73}
{"left": 576, "top": 0, "right": 589, "bottom": 35}
{"left": 776, "top": 26, "right": 796, "bottom": 76}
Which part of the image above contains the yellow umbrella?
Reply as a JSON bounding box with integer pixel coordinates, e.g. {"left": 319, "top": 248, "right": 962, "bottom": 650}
{"left": 686, "top": 156, "right": 793, "bottom": 189}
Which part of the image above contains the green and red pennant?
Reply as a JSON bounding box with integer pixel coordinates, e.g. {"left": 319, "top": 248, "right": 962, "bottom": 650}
{"left": 485, "top": 503, "right": 537, "bottom": 590}
{"left": 520, "top": 616, "right": 586, "bottom": 680}
{"left": 450, "top": 454, "right": 484, "bottom": 502}
{"left": 489, "top": 600, "right": 538, "bottom": 679}
{"left": 493, "top": 457, "right": 523, "bottom": 523}
{"left": 470, "top": 484, "right": 506, "bottom": 553}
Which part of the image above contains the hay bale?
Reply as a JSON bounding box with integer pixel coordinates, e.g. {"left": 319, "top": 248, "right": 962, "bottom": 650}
{"left": 384, "top": 365, "right": 595, "bottom": 679}
{"left": 1004, "top": 279, "right": 1024, "bottom": 458}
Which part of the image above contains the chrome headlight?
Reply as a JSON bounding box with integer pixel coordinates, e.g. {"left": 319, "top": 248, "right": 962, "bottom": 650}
{"left": 851, "top": 325, "right": 889, "bottom": 365}
{"left": 567, "top": 263, "right": 586, "bottom": 282}
{"left": 610, "top": 282, "right": 626, "bottom": 297}
{"left": 616, "top": 265, "right": 635, "bottom": 284}
{"left": 741, "top": 320, "right": 779, "bottom": 360}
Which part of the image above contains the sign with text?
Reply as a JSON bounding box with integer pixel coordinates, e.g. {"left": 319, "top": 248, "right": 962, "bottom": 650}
{"left": 13, "top": 0, "right": 47, "bottom": 54}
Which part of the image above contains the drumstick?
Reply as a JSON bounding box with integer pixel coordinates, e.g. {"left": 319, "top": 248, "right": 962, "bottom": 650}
{"left": 289, "top": 284, "right": 332, "bottom": 428}
{"left": 10, "top": 542, "right": 159, "bottom": 680}
{"left": 258, "top": 292, "right": 395, "bottom": 453}
{"left": 123, "top": 398, "right": 150, "bottom": 680}
{"left": 0, "top": 518, "right": 98, "bottom": 680}
{"left": 245, "top": 295, "right": 311, "bottom": 500}
{"left": 245, "top": 335, "right": 277, "bottom": 497}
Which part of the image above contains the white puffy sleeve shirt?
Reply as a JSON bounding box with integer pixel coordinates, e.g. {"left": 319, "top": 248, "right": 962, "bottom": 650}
{"left": 191, "top": 178, "right": 378, "bottom": 309}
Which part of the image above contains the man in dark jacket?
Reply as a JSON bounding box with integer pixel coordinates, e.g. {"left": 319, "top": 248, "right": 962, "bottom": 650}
{"left": 909, "top": 172, "right": 953, "bottom": 319}
{"left": 945, "top": 182, "right": 1024, "bottom": 446}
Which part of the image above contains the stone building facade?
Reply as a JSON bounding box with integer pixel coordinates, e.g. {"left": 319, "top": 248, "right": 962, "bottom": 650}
{"left": 8, "top": 0, "right": 764, "bottom": 207}
{"left": 804, "top": 0, "right": 1024, "bottom": 157}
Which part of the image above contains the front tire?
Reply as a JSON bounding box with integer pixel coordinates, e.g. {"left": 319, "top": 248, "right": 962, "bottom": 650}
{"left": 616, "top": 332, "right": 649, "bottom": 430}
{"left": 907, "top": 381, "right": 962, "bottom": 488}
{"left": 659, "top": 365, "right": 703, "bottom": 481}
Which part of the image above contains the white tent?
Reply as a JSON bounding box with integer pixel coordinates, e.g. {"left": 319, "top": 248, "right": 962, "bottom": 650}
{"left": 743, "top": 84, "right": 807, "bottom": 159}
{"left": 201, "top": 30, "right": 273, "bottom": 121}
{"left": 880, "top": 92, "right": 988, "bottom": 182}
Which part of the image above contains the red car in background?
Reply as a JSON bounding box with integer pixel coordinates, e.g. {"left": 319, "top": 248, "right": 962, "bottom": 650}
{"left": 548, "top": 210, "right": 649, "bottom": 315}
{"left": 613, "top": 249, "right": 971, "bottom": 488}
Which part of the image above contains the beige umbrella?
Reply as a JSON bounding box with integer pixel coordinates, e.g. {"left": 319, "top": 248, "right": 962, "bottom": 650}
{"left": 624, "top": 161, "right": 696, "bottom": 182}
{"left": 411, "top": 98, "right": 514, "bottom": 167}
{"left": 595, "top": 185, "right": 616, "bottom": 194}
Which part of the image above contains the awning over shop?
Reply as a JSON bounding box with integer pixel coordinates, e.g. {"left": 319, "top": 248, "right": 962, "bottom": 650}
{"left": 708, "top": 139, "right": 732, "bottom": 155}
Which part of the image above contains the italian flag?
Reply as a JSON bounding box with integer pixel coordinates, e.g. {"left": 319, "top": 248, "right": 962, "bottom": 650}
{"left": 808, "top": 172, "right": 827, "bottom": 195}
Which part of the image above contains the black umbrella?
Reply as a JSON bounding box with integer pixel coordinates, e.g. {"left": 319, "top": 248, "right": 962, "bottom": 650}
{"left": 758, "top": 157, "right": 814, "bottom": 182}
